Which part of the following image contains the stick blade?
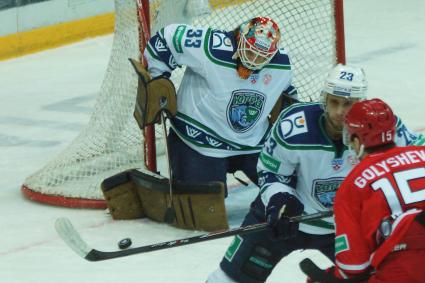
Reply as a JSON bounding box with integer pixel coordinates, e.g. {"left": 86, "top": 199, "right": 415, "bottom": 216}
{"left": 55, "top": 217, "right": 92, "bottom": 259}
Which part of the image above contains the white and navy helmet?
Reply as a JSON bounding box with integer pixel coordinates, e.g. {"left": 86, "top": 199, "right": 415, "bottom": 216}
{"left": 322, "top": 64, "right": 368, "bottom": 100}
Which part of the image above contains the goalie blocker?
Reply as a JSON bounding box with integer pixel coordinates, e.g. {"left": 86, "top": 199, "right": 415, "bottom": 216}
{"left": 101, "top": 169, "right": 228, "bottom": 231}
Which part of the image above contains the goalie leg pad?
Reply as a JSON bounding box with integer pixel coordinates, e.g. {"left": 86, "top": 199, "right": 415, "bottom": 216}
{"left": 131, "top": 169, "right": 228, "bottom": 231}
{"left": 101, "top": 171, "right": 145, "bottom": 220}
{"left": 171, "top": 187, "right": 228, "bottom": 231}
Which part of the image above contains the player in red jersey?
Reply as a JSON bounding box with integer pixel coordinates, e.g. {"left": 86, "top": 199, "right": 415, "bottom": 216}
{"left": 302, "top": 98, "right": 425, "bottom": 283}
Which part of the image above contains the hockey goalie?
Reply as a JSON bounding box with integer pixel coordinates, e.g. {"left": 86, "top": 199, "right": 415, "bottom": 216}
{"left": 101, "top": 16, "right": 298, "bottom": 232}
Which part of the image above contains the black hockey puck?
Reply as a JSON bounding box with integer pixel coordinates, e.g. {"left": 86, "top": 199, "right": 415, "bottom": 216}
{"left": 118, "top": 238, "right": 132, "bottom": 249}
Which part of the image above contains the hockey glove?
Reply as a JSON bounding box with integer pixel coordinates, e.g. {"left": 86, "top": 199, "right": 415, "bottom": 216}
{"left": 266, "top": 192, "right": 304, "bottom": 239}
{"left": 301, "top": 259, "right": 370, "bottom": 283}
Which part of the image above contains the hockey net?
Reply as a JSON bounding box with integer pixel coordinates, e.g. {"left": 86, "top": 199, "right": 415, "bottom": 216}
{"left": 21, "top": 0, "right": 345, "bottom": 208}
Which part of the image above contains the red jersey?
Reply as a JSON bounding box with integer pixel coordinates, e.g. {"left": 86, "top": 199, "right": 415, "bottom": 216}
{"left": 333, "top": 146, "right": 425, "bottom": 278}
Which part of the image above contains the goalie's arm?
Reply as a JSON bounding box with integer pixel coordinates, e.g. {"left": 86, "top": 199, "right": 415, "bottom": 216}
{"left": 144, "top": 24, "right": 208, "bottom": 78}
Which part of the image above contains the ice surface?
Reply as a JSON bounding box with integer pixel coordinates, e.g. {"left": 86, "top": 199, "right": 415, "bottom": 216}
{"left": 1, "top": 0, "right": 424, "bottom": 282}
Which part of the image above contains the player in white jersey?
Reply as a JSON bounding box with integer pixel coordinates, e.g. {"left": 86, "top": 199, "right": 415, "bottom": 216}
{"left": 144, "top": 17, "right": 297, "bottom": 190}
{"left": 206, "top": 64, "right": 425, "bottom": 283}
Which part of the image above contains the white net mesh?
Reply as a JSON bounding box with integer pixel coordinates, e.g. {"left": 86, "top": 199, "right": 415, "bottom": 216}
{"left": 22, "top": 0, "right": 341, "bottom": 205}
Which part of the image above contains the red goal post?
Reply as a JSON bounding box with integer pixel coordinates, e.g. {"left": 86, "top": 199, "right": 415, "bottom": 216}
{"left": 21, "top": 0, "right": 346, "bottom": 208}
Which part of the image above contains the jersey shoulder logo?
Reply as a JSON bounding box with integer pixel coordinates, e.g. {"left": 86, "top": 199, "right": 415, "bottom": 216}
{"left": 227, "top": 90, "right": 266, "bottom": 132}
{"left": 280, "top": 110, "right": 308, "bottom": 139}
{"left": 211, "top": 31, "right": 233, "bottom": 51}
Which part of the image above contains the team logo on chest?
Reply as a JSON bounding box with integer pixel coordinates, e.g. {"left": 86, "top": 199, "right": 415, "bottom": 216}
{"left": 227, "top": 90, "right": 266, "bottom": 132}
{"left": 312, "top": 178, "right": 344, "bottom": 209}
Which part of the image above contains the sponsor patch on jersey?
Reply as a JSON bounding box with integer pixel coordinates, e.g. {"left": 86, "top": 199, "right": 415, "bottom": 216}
{"left": 173, "top": 25, "right": 186, "bottom": 53}
{"left": 280, "top": 111, "right": 308, "bottom": 139}
{"left": 227, "top": 90, "right": 265, "bottom": 132}
{"left": 312, "top": 178, "right": 344, "bottom": 209}
{"left": 259, "top": 152, "right": 281, "bottom": 173}
{"left": 224, "top": 235, "right": 243, "bottom": 262}
{"left": 212, "top": 32, "right": 233, "bottom": 51}
{"left": 335, "top": 234, "right": 349, "bottom": 254}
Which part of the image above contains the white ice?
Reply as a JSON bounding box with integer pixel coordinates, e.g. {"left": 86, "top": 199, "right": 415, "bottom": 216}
{"left": 1, "top": 0, "right": 424, "bottom": 282}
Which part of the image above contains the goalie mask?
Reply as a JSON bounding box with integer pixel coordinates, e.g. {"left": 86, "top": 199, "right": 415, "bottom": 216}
{"left": 236, "top": 17, "right": 281, "bottom": 70}
{"left": 322, "top": 64, "right": 368, "bottom": 104}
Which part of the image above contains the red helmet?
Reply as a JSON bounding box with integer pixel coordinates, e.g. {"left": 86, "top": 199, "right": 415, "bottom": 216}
{"left": 344, "top": 98, "right": 396, "bottom": 149}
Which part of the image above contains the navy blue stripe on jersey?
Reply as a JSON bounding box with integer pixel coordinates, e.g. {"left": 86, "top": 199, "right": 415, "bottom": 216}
{"left": 268, "top": 48, "right": 291, "bottom": 67}
{"left": 171, "top": 114, "right": 262, "bottom": 152}
{"left": 147, "top": 31, "right": 180, "bottom": 71}
{"left": 258, "top": 170, "right": 297, "bottom": 192}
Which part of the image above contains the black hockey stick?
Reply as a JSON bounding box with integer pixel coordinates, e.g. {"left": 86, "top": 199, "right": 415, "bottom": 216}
{"left": 55, "top": 210, "right": 333, "bottom": 262}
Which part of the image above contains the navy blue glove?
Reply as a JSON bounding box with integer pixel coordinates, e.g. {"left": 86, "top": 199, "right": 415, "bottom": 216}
{"left": 266, "top": 192, "right": 304, "bottom": 239}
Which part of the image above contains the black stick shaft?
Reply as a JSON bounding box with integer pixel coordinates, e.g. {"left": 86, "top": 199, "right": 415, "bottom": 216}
{"left": 85, "top": 210, "right": 333, "bottom": 261}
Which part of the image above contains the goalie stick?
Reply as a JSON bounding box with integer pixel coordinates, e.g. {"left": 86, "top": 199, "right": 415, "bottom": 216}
{"left": 55, "top": 210, "right": 333, "bottom": 262}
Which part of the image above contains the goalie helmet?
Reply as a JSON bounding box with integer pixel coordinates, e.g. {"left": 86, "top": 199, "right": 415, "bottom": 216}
{"left": 236, "top": 17, "right": 281, "bottom": 70}
{"left": 343, "top": 98, "right": 396, "bottom": 149}
{"left": 322, "top": 64, "right": 368, "bottom": 101}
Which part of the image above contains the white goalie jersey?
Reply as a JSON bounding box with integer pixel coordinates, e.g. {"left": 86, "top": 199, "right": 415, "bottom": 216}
{"left": 144, "top": 24, "right": 296, "bottom": 158}
{"left": 258, "top": 102, "right": 425, "bottom": 235}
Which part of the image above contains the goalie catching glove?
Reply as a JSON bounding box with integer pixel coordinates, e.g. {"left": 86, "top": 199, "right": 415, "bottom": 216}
{"left": 266, "top": 192, "right": 304, "bottom": 239}
{"left": 129, "top": 58, "right": 177, "bottom": 129}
